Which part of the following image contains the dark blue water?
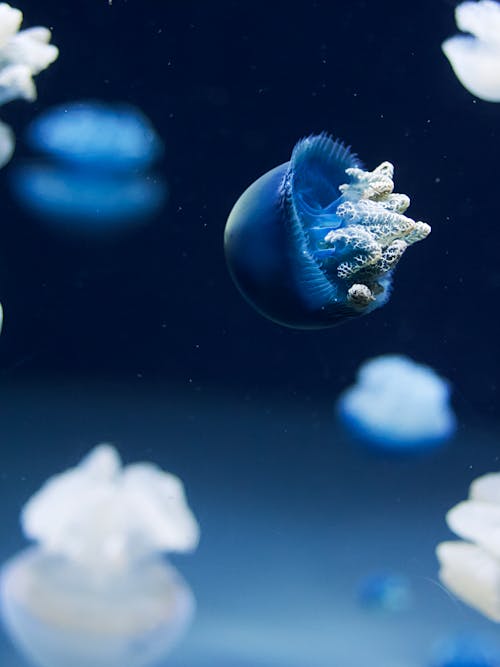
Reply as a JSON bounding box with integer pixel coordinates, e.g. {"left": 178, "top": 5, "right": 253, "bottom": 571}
{"left": 0, "top": 1, "right": 499, "bottom": 666}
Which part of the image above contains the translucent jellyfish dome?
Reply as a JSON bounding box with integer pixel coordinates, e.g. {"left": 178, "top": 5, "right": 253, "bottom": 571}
{"left": 11, "top": 100, "right": 167, "bottom": 233}
{"left": 442, "top": 0, "right": 500, "bottom": 102}
{"left": 437, "top": 472, "right": 500, "bottom": 622}
{"left": 26, "top": 101, "right": 164, "bottom": 172}
{"left": 337, "top": 355, "right": 456, "bottom": 452}
{"left": 0, "top": 444, "right": 200, "bottom": 667}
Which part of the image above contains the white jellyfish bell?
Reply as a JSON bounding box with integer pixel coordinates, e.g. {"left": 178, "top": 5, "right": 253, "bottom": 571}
{"left": 336, "top": 355, "right": 456, "bottom": 453}
{"left": 442, "top": 0, "right": 500, "bottom": 102}
{"left": 0, "top": 444, "right": 200, "bottom": 667}
{"left": 437, "top": 472, "right": 500, "bottom": 621}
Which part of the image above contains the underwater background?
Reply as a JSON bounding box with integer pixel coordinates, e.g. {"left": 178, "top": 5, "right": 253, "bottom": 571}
{"left": 0, "top": 0, "right": 499, "bottom": 665}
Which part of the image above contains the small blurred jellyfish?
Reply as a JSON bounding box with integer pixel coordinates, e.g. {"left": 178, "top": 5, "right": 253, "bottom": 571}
{"left": 357, "top": 572, "right": 412, "bottom": 612}
{"left": 336, "top": 355, "right": 456, "bottom": 453}
{"left": 11, "top": 164, "right": 167, "bottom": 230}
{"left": 0, "top": 3, "right": 58, "bottom": 167}
{"left": 430, "top": 634, "right": 500, "bottom": 667}
{"left": 436, "top": 472, "right": 500, "bottom": 622}
{"left": 0, "top": 4, "right": 57, "bottom": 331}
{"left": 11, "top": 100, "right": 167, "bottom": 233}
{"left": 26, "top": 101, "right": 163, "bottom": 171}
{"left": 442, "top": 1, "right": 500, "bottom": 102}
{"left": 0, "top": 444, "right": 199, "bottom": 667}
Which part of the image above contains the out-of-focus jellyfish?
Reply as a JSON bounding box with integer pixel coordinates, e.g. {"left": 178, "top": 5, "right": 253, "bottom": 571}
{"left": 0, "top": 4, "right": 57, "bottom": 331}
{"left": 442, "top": 1, "right": 500, "bottom": 102}
{"left": 10, "top": 100, "right": 167, "bottom": 234}
{"left": 224, "top": 133, "right": 430, "bottom": 329}
{"left": 336, "top": 355, "right": 456, "bottom": 453}
{"left": 0, "top": 444, "right": 199, "bottom": 667}
{"left": 357, "top": 572, "right": 412, "bottom": 612}
{"left": 11, "top": 164, "right": 167, "bottom": 231}
{"left": 430, "top": 634, "right": 500, "bottom": 667}
{"left": 436, "top": 472, "right": 500, "bottom": 622}
{"left": 0, "top": 3, "right": 58, "bottom": 166}
{"left": 26, "top": 101, "right": 163, "bottom": 171}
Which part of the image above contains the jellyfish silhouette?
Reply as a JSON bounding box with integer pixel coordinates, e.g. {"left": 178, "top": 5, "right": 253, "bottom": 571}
{"left": 0, "top": 444, "right": 199, "bottom": 667}
{"left": 224, "top": 134, "right": 430, "bottom": 329}
{"left": 26, "top": 101, "right": 163, "bottom": 171}
{"left": 357, "top": 572, "right": 412, "bottom": 612}
{"left": 442, "top": 0, "right": 500, "bottom": 102}
{"left": 11, "top": 164, "right": 166, "bottom": 229}
{"left": 437, "top": 472, "right": 500, "bottom": 622}
{"left": 11, "top": 100, "right": 167, "bottom": 233}
{"left": 430, "top": 633, "right": 500, "bottom": 667}
{"left": 337, "top": 355, "right": 456, "bottom": 453}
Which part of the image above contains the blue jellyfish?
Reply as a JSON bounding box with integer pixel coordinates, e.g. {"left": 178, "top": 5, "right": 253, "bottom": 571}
{"left": 26, "top": 101, "right": 163, "bottom": 171}
{"left": 430, "top": 634, "right": 500, "bottom": 667}
{"left": 10, "top": 100, "right": 167, "bottom": 233}
{"left": 357, "top": 572, "right": 412, "bottom": 612}
{"left": 10, "top": 164, "right": 167, "bottom": 232}
{"left": 0, "top": 444, "right": 199, "bottom": 667}
{"left": 337, "top": 355, "right": 456, "bottom": 453}
{"left": 224, "top": 133, "right": 430, "bottom": 329}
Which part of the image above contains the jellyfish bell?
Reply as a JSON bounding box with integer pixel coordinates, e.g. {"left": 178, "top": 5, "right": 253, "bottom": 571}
{"left": 437, "top": 472, "right": 500, "bottom": 622}
{"left": 357, "top": 572, "right": 412, "bottom": 613}
{"left": 1, "top": 549, "right": 195, "bottom": 667}
{"left": 430, "top": 633, "right": 500, "bottom": 667}
{"left": 442, "top": 35, "right": 500, "bottom": 102}
{"left": 0, "top": 444, "right": 199, "bottom": 667}
{"left": 336, "top": 355, "right": 456, "bottom": 453}
{"left": 224, "top": 134, "right": 430, "bottom": 329}
{"left": 11, "top": 100, "right": 167, "bottom": 235}
{"left": 442, "top": 0, "right": 500, "bottom": 102}
{"left": 26, "top": 101, "right": 163, "bottom": 172}
{"left": 10, "top": 162, "right": 167, "bottom": 235}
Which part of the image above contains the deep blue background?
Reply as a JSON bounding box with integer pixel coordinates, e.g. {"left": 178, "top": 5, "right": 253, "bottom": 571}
{"left": 0, "top": 3, "right": 499, "bottom": 666}
{"left": 0, "top": 0, "right": 496, "bottom": 411}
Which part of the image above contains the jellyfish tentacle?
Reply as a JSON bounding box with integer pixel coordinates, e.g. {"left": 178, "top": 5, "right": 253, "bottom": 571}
{"left": 347, "top": 283, "right": 377, "bottom": 308}
{"left": 318, "top": 162, "right": 431, "bottom": 281}
{"left": 321, "top": 226, "right": 382, "bottom": 278}
{"left": 375, "top": 239, "right": 408, "bottom": 275}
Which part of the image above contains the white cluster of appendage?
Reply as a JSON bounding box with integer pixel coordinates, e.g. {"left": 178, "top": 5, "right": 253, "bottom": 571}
{"left": 437, "top": 472, "right": 500, "bottom": 621}
{"left": 442, "top": 1, "right": 500, "bottom": 102}
{"left": 22, "top": 444, "right": 200, "bottom": 574}
{"left": 0, "top": 3, "right": 58, "bottom": 167}
{"left": 324, "top": 162, "right": 430, "bottom": 306}
{"left": 0, "top": 3, "right": 58, "bottom": 103}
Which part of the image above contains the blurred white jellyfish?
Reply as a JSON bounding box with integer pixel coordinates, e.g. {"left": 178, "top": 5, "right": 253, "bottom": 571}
{"left": 0, "top": 3, "right": 58, "bottom": 166}
{"left": 0, "top": 3, "right": 58, "bottom": 333}
{"left": 442, "top": 0, "right": 500, "bottom": 102}
{"left": 437, "top": 472, "right": 500, "bottom": 621}
{"left": 0, "top": 444, "right": 199, "bottom": 667}
{"left": 336, "top": 355, "right": 456, "bottom": 453}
